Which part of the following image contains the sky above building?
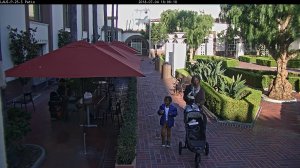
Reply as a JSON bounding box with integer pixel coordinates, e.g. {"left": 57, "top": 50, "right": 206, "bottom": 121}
{"left": 107, "top": 4, "right": 221, "bottom": 30}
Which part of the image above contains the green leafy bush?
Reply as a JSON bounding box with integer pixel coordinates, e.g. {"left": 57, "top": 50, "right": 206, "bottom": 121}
{"left": 287, "top": 60, "right": 300, "bottom": 68}
{"left": 195, "top": 55, "right": 238, "bottom": 68}
{"left": 226, "top": 68, "right": 300, "bottom": 92}
{"left": 188, "top": 60, "right": 225, "bottom": 89}
{"left": 225, "top": 68, "right": 263, "bottom": 89}
{"left": 58, "top": 29, "right": 71, "bottom": 48}
{"left": 219, "top": 74, "right": 247, "bottom": 99}
{"left": 5, "top": 108, "right": 32, "bottom": 167}
{"left": 116, "top": 78, "right": 137, "bottom": 164}
{"left": 175, "top": 68, "right": 190, "bottom": 78}
{"left": 223, "top": 58, "right": 239, "bottom": 68}
{"left": 7, "top": 26, "right": 39, "bottom": 66}
{"left": 256, "top": 57, "right": 277, "bottom": 67}
{"left": 238, "top": 55, "right": 256, "bottom": 63}
{"left": 201, "top": 81, "right": 262, "bottom": 123}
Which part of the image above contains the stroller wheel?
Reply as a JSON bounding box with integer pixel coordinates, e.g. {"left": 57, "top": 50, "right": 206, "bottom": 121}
{"left": 179, "top": 141, "right": 182, "bottom": 155}
{"left": 195, "top": 153, "right": 201, "bottom": 168}
{"left": 205, "top": 142, "right": 209, "bottom": 156}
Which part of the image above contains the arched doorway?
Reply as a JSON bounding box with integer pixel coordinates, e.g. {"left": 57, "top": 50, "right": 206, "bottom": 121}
{"left": 125, "top": 35, "right": 149, "bottom": 56}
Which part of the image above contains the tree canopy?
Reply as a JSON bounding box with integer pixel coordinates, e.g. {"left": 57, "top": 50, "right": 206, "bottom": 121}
{"left": 159, "top": 9, "right": 214, "bottom": 56}
{"left": 221, "top": 4, "right": 300, "bottom": 100}
{"left": 151, "top": 22, "right": 168, "bottom": 47}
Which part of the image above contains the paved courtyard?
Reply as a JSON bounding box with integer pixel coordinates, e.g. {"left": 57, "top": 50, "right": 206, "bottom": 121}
{"left": 20, "top": 56, "right": 300, "bottom": 168}
{"left": 136, "top": 57, "right": 300, "bottom": 168}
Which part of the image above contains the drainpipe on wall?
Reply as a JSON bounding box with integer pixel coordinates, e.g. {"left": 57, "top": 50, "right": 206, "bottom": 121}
{"left": 111, "top": 4, "right": 115, "bottom": 42}
{"left": 92, "top": 4, "right": 98, "bottom": 43}
{"left": 116, "top": 4, "right": 118, "bottom": 41}
{"left": 103, "top": 4, "right": 108, "bottom": 42}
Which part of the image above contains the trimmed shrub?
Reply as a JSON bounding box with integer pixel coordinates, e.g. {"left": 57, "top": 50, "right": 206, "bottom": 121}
{"left": 201, "top": 81, "right": 262, "bottom": 123}
{"left": 287, "top": 77, "right": 300, "bottom": 92}
{"left": 175, "top": 68, "right": 190, "bottom": 78}
{"left": 239, "top": 55, "right": 256, "bottom": 63}
{"left": 256, "top": 57, "right": 277, "bottom": 67}
{"left": 225, "top": 68, "right": 263, "bottom": 89}
{"left": 288, "top": 60, "right": 300, "bottom": 69}
{"left": 116, "top": 78, "right": 137, "bottom": 164}
{"left": 226, "top": 68, "right": 300, "bottom": 92}
{"left": 195, "top": 55, "right": 238, "bottom": 68}
{"left": 223, "top": 58, "right": 239, "bottom": 68}
{"left": 261, "top": 75, "right": 275, "bottom": 89}
{"left": 262, "top": 75, "right": 300, "bottom": 92}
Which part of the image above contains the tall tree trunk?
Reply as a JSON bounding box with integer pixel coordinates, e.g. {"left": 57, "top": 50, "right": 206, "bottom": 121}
{"left": 189, "top": 48, "right": 194, "bottom": 62}
{"left": 92, "top": 4, "right": 98, "bottom": 43}
{"left": 70, "top": 4, "right": 77, "bottom": 42}
{"left": 111, "top": 4, "right": 115, "bottom": 42}
{"left": 103, "top": 4, "right": 108, "bottom": 42}
{"left": 268, "top": 52, "right": 293, "bottom": 100}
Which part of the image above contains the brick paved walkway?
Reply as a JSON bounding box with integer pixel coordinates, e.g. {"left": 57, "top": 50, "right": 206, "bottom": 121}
{"left": 238, "top": 61, "right": 300, "bottom": 73}
{"left": 136, "top": 57, "right": 300, "bottom": 168}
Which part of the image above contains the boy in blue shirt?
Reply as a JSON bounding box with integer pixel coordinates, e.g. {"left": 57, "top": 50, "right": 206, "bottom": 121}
{"left": 157, "top": 96, "right": 178, "bottom": 148}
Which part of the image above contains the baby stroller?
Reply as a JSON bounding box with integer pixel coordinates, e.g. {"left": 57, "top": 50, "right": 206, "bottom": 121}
{"left": 179, "top": 103, "right": 209, "bottom": 168}
{"left": 48, "top": 91, "right": 63, "bottom": 120}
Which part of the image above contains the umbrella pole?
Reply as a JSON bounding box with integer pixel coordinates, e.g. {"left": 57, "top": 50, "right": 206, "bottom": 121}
{"left": 80, "top": 78, "right": 87, "bottom": 155}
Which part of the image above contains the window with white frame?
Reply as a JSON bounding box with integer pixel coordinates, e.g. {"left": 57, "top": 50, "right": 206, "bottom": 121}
{"left": 29, "top": 4, "right": 41, "bottom": 21}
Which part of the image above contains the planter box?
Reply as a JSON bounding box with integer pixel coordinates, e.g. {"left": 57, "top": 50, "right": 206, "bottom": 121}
{"left": 115, "top": 157, "right": 136, "bottom": 168}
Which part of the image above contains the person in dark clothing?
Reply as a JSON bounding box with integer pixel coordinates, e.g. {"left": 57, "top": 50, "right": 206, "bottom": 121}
{"left": 56, "top": 79, "right": 69, "bottom": 120}
{"left": 183, "top": 75, "right": 205, "bottom": 107}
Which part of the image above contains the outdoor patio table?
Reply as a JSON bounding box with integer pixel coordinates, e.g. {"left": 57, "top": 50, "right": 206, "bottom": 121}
{"left": 79, "top": 98, "right": 97, "bottom": 127}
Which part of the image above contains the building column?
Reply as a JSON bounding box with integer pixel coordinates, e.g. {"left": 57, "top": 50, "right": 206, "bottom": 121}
{"left": 0, "top": 91, "right": 7, "bottom": 168}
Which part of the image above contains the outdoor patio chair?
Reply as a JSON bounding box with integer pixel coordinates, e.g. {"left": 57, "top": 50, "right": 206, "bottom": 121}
{"left": 13, "top": 92, "right": 35, "bottom": 112}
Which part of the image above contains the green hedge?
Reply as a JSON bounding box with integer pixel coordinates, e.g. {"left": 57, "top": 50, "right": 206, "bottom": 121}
{"left": 262, "top": 75, "right": 300, "bottom": 92}
{"left": 223, "top": 58, "right": 239, "bottom": 68}
{"left": 225, "top": 68, "right": 263, "bottom": 89}
{"left": 238, "top": 55, "right": 256, "bottom": 63}
{"left": 256, "top": 58, "right": 277, "bottom": 67}
{"left": 175, "top": 68, "right": 190, "bottom": 78}
{"left": 288, "top": 60, "right": 300, "bottom": 68}
{"left": 116, "top": 78, "right": 137, "bottom": 164}
{"left": 195, "top": 55, "right": 239, "bottom": 68}
{"left": 200, "top": 81, "right": 262, "bottom": 123}
{"left": 226, "top": 68, "right": 300, "bottom": 92}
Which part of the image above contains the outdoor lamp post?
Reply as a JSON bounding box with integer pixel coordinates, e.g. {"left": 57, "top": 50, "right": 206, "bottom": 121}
{"left": 204, "top": 37, "right": 208, "bottom": 55}
{"left": 147, "top": 12, "right": 151, "bottom": 58}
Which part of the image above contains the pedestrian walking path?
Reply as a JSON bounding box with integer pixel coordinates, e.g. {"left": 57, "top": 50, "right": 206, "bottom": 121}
{"left": 136, "top": 57, "right": 300, "bottom": 168}
{"left": 238, "top": 61, "right": 300, "bottom": 74}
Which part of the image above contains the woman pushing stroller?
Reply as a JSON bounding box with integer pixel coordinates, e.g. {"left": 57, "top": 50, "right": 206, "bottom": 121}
{"left": 183, "top": 75, "right": 205, "bottom": 107}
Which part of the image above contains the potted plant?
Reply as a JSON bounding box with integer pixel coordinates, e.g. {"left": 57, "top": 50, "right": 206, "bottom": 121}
{"left": 5, "top": 107, "right": 31, "bottom": 167}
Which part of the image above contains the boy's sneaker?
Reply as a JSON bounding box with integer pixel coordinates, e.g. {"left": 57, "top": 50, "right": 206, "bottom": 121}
{"left": 166, "top": 141, "right": 171, "bottom": 148}
{"left": 161, "top": 141, "right": 166, "bottom": 147}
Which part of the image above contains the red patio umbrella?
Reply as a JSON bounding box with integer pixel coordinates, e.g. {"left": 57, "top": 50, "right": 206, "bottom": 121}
{"left": 111, "top": 41, "right": 139, "bottom": 54}
{"left": 5, "top": 40, "right": 144, "bottom": 78}
{"left": 94, "top": 41, "right": 141, "bottom": 68}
